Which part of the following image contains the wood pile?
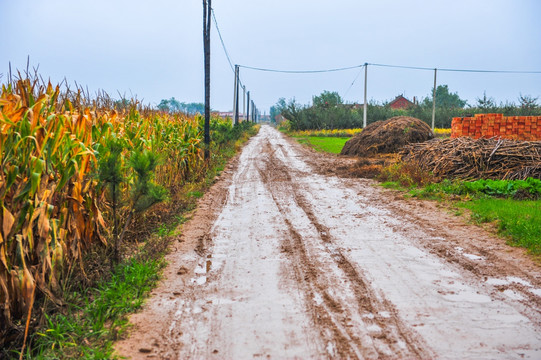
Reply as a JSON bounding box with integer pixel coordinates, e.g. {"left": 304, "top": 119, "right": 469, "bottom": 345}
{"left": 401, "top": 137, "right": 541, "bottom": 180}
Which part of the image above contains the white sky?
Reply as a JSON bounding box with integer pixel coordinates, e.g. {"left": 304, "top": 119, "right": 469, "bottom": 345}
{"left": 1, "top": 0, "right": 540, "bottom": 112}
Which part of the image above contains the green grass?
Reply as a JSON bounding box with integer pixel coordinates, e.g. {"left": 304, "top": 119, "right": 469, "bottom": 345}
{"left": 460, "top": 198, "right": 541, "bottom": 254}
{"left": 380, "top": 181, "right": 404, "bottom": 190}
{"left": 26, "top": 255, "right": 166, "bottom": 359}
{"left": 294, "top": 136, "right": 348, "bottom": 154}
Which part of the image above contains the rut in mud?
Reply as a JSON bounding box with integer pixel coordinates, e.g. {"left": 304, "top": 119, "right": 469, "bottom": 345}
{"left": 116, "top": 125, "right": 541, "bottom": 359}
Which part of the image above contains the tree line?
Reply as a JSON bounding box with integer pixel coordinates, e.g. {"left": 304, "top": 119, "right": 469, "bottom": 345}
{"left": 271, "top": 87, "right": 541, "bottom": 130}
{"left": 157, "top": 97, "right": 206, "bottom": 115}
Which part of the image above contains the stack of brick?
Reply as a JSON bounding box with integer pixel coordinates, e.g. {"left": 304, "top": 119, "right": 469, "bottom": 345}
{"left": 451, "top": 114, "right": 541, "bottom": 141}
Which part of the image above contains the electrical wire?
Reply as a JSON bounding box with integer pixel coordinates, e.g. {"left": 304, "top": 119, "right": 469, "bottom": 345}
{"left": 238, "top": 64, "right": 363, "bottom": 74}
{"left": 211, "top": 9, "right": 235, "bottom": 73}
{"left": 367, "top": 63, "right": 541, "bottom": 74}
{"left": 343, "top": 64, "right": 365, "bottom": 98}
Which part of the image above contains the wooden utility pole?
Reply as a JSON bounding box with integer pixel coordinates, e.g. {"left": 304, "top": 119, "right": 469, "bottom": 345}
{"left": 242, "top": 85, "right": 246, "bottom": 122}
{"left": 234, "top": 65, "right": 240, "bottom": 125}
{"left": 363, "top": 63, "right": 368, "bottom": 128}
{"left": 246, "top": 91, "right": 250, "bottom": 123}
{"left": 432, "top": 68, "right": 437, "bottom": 130}
{"left": 203, "top": 0, "right": 211, "bottom": 160}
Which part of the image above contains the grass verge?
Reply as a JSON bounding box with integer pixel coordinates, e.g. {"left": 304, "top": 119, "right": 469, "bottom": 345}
{"left": 380, "top": 177, "right": 541, "bottom": 256}
{"left": 26, "top": 253, "right": 166, "bottom": 359}
{"left": 293, "top": 136, "right": 349, "bottom": 154}
{"left": 459, "top": 198, "right": 541, "bottom": 254}
{"left": 7, "top": 125, "right": 260, "bottom": 360}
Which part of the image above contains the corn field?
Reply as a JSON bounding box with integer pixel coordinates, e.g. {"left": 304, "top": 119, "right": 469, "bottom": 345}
{"left": 0, "top": 77, "right": 229, "bottom": 342}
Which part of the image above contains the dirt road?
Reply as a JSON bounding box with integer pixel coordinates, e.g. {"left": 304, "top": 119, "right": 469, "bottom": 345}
{"left": 116, "top": 125, "right": 541, "bottom": 359}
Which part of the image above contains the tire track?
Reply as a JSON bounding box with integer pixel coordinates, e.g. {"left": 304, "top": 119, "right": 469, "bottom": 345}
{"left": 258, "top": 139, "right": 431, "bottom": 359}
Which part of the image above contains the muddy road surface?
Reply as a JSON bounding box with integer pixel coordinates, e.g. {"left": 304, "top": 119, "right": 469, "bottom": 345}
{"left": 116, "top": 125, "right": 541, "bottom": 359}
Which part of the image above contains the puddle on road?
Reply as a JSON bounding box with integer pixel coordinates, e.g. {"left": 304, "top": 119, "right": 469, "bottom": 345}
{"left": 191, "top": 276, "right": 207, "bottom": 285}
{"left": 485, "top": 278, "right": 510, "bottom": 286}
{"left": 326, "top": 341, "right": 336, "bottom": 357}
{"left": 507, "top": 276, "right": 533, "bottom": 287}
{"left": 503, "top": 289, "right": 526, "bottom": 301}
{"left": 191, "top": 255, "right": 212, "bottom": 285}
{"left": 484, "top": 276, "right": 541, "bottom": 299}
{"left": 366, "top": 324, "right": 382, "bottom": 334}
{"left": 442, "top": 292, "right": 492, "bottom": 303}
{"left": 463, "top": 253, "right": 484, "bottom": 261}
{"left": 313, "top": 292, "right": 324, "bottom": 306}
{"left": 454, "top": 246, "right": 485, "bottom": 261}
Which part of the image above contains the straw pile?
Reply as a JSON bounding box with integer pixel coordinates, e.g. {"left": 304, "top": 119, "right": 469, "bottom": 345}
{"left": 341, "top": 116, "right": 433, "bottom": 156}
{"left": 401, "top": 137, "right": 541, "bottom": 180}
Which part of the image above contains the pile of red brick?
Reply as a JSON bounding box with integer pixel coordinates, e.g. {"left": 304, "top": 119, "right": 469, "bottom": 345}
{"left": 451, "top": 114, "right": 541, "bottom": 141}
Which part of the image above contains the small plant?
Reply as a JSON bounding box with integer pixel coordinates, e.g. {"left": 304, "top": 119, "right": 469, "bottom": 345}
{"left": 188, "top": 190, "right": 204, "bottom": 198}
{"left": 379, "top": 162, "right": 438, "bottom": 188}
{"left": 98, "top": 136, "right": 125, "bottom": 264}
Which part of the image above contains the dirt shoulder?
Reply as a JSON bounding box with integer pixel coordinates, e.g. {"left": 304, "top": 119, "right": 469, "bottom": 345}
{"left": 114, "top": 150, "right": 240, "bottom": 358}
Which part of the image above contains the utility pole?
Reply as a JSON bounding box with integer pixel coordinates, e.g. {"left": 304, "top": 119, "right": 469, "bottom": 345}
{"left": 246, "top": 91, "right": 250, "bottom": 123}
{"left": 242, "top": 85, "right": 246, "bottom": 122}
{"left": 203, "top": 0, "right": 211, "bottom": 160}
{"left": 363, "top": 63, "right": 368, "bottom": 128}
{"left": 233, "top": 65, "right": 239, "bottom": 125}
{"left": 432, "top": 68, "right": 437, "bottom": 130}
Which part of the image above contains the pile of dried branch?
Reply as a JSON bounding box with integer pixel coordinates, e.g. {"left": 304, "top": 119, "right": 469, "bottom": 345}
{"left": 401, "top": 137, "right": 541, "bottom": 180}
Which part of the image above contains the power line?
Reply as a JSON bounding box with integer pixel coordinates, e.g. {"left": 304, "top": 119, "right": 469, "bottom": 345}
{"left": 368, "top": 63, "right": 541, "bottom": 74}
{"left": 211, "top": 8, "right": 235, "bottom": 73}
{"left": 238, "top": 64, "right": 363, "bottom": 74}
{"left": 211, "top": 8, "right": 248, "bottom": 89}
{"left": 343, "top": 64, "right": 365, "bottom": 98}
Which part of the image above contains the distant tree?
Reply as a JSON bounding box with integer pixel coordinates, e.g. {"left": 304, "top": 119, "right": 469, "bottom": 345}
{"left": 114, "top": 98, "right": 131, "bottom": 111}
{"left": 269, "top": 106, "right": 278, "bottom": 123}
{"left": 423, "top": 85, "right": 467, "bottom": 108}
{"left": 157, "top": 99, "right": 171, "bottom": 112}
{"left": 182, "top": 102, "right": 205, "bottom": 115}
{"left": 313, "top": 91, "right": 342, "bottom": 108}
{"left": 276, "top": 97, "right": 287, "bottom": 111}
{"left": 518, "top": 94, "right": 539, "bottom": 115}
{"left": 270, "top": 98, "right": 287, "bottom": 123}
{"left": 157, "top": 98, "right": 205, "bottom": 114}
{"left": 518, "top": 94, "right": 539, "bottom": 109}
{"left": 476, "top": 91, "right": 496, "bottom": 110}
{"left": 157, "top": 97, "right": 181, "bottom": 112}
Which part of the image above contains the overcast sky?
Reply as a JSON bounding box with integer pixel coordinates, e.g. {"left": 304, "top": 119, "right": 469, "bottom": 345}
{"left": 2, "top": 0, "right": 540, "bottom": 113}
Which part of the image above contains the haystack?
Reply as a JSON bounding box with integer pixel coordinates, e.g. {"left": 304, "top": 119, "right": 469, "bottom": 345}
{"left": 340, "top": 116, "right": 434, "bottom": 156}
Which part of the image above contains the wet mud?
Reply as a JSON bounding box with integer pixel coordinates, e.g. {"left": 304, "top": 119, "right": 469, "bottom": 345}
{"left": 115, "top": 125, "right": 541, "bottom": 359}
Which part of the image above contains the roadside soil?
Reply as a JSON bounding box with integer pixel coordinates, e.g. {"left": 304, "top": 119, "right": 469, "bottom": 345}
{"left": 115, "top": 125, "right": 541, "bottom": 359}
